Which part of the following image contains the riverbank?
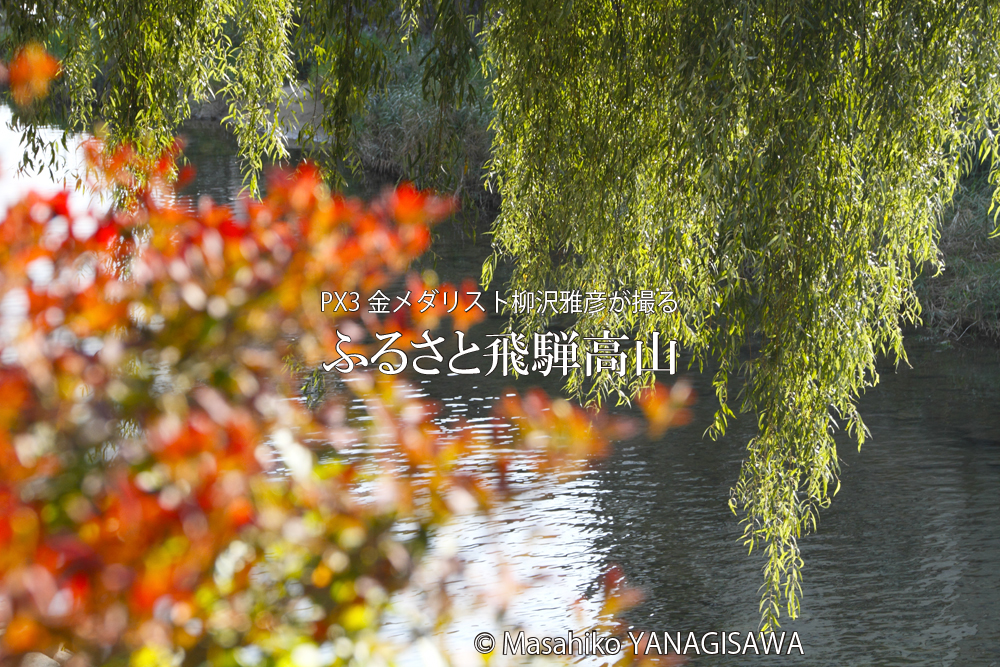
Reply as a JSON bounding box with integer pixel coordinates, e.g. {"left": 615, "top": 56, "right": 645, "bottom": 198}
{"left": 188, "top": 39, "right": 495, "bottom": 216}
{"left": 916, "top": 169, "right": 1000, "bottom": 343}
{"left": 189, "top": 65, "right": 1000, "bottom": 345}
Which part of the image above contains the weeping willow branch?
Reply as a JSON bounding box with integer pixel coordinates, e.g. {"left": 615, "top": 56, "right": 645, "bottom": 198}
{"left": 2, "top": 0, "right": 292, "bottom": 192}
{"left": 483, "top": 0, "right": 1000, "bottom": 629}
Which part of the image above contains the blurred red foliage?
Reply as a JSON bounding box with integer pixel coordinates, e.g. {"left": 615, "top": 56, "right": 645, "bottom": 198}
{"left": 0, "top": 48, "right": 692, "bottom": 667}
{"left": 5, "top": 43, "right": 60, "bottom": 106}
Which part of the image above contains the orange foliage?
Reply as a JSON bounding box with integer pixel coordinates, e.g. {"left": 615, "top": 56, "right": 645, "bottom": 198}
{"left": 6, "top": 43, "right": 61, "bottom": 106}
{"left": 639, "top": 381, "right": 694, "bottom": 438}
{"left": 0, "top": 48, "right": 691, "bottom": 667}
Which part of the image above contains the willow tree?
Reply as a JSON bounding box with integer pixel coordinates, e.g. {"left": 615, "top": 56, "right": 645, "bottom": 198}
{"left": 483, "top": 0, "right": 1000, "bottom": 628}
{"left": 5, "top": 0, "right": 1000, "bottom": 630}
{"left": 1, "top": 0, "right": 296, "bottom": 186}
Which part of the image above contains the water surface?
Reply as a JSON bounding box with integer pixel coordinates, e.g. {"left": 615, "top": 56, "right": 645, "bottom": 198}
{"left": 6, "top": 114, "right": 998, "bottom": 666}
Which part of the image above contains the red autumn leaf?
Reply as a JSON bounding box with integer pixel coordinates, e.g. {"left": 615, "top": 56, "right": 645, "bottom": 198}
{"left": 0, "top": 128, "right": 671, "bottom": 667}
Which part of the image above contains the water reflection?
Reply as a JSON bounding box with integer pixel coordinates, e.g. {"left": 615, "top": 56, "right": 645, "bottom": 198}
{"left": 0, "top": 106, "right": 94, "bottom": 215}
{"left": 176, "top": 121, "right": 254, "bottom": 204}
{"left": 589, "top": 340, "right": 1000, "bottom": 665}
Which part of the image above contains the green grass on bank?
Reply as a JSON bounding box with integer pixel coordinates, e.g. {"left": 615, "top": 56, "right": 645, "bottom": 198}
{"left": 917, "top": 171, "right": 1000, "bottom": 341}
{"left": 351, "top": 42, "right": 494, "bottom": 204}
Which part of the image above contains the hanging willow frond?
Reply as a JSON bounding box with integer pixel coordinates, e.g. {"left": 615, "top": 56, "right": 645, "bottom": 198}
{"left": 484, "top": 0, "right": 1000, "bottom": 629}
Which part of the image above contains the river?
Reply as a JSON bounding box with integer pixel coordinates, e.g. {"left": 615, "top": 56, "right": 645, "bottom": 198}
{"left": 4, "top": 113, "right": 998, "bottom": 666}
